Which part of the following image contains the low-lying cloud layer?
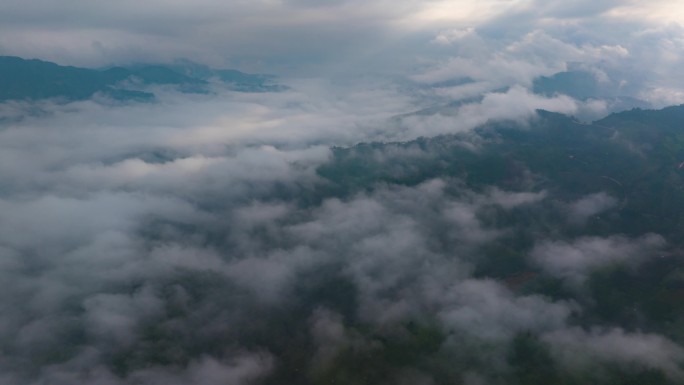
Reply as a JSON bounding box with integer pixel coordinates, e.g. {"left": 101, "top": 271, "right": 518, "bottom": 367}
{"left": 1, "top": 1, "right": 684, "bottom": 384}
{"left": 1, "top": 79, "right": 683, "bottom": 384}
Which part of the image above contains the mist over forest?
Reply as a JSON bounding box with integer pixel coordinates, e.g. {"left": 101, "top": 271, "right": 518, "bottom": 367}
{"left": 2, "top": 1, "right": 684, "bottom": 384}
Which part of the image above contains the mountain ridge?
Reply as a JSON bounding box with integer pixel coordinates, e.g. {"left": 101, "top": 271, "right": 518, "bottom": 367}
{"left": 0, "top": 56, "right": 283, "bottom": 102}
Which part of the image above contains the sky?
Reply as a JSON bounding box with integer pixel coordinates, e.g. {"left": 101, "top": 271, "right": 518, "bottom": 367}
{"left": 2, "top": 1, "right": 684, "bottom": 384}
{"left": 1, "top": 1, "right": 683, "bottom": 107}
{"left": 0, "top": 1, "right": 681, "bottom": 71}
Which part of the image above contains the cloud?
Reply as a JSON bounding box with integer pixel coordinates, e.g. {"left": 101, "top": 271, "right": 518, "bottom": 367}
{"left": 544, "top": 327, "right": 684, "bottom": 380}
{"left": 1, "top": 59, "right": 683, "bottom": 382}
{"left": 129, "top": 354, "right": 274, "bottom": 385}
{"left": 566, "top": 192, "right": 618, "bottom": 223}
{"left": 1, "top": 2, "right": 684, "bottom": 382}
{"left": 438, "top": 279, "right": 573, "bottom": 342}
{"left": 308, "top": 307, "right": 362, "bottom": 373}
{"left": 0, "top": 0, "right": 452, "bottom": 72}
{"left": 0, "top": 0, "right": 679, "bottom": 87}
{"left": 530, "top": 234, "right": 666, "bottom": 284}
{"left": 412, "top": 6, "right": 684, "bottom": 111}
{"left": 0, "top": 79, "right": 582, "bottom": 382}
{"left": 392, "top": 87, "right": 579, "bottom": 140}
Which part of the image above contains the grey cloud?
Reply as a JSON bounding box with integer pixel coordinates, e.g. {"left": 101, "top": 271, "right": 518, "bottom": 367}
{"left": 530, "top": 234, "right": 666, "bottom": 284}
{"left": 566, "top": 192, "right": 618, "bottom": 223}
{"left": 417, "top": 28, "right": 630, "bottom": 100}
{"left": 82, "top": 287, "right": 165, "bottom": 349}
{"left": 0, "top": 0, "right": 681, "bottom": 117}
{"left": 0, "top": 0, "right": 678, "bottom": 91}
{"left": 418, "top": 5, "right": 684, "bottom": 112}
{"left": 533, "top": 0, "right": 625, "bottom": 18}
{"left": 0, "top": 165, "right": 563, "bottom": 383}
{"left": 393, "top": 87, "right": 579, "bottom": 140}
{"left": 544, "top": 327, "right": 684, "bottom": 380}
{"left": 0, "top": 0, "right": 420, "bottom": 73}
{"left": 308, "top": 308, "right": 362, "bottom": 373}
{"left": 1, "top": 4, "right": 684, "bottom": 381}
{"left": 223, "top": 246, "right": 322, "bottom": 303}
{"left": 282, "top": 180, "right": 561, "bottom": 331}
{"left": 129, "top": 354, "right": 274, "bottom": 385}
{"left": 31, "top": 352, "right": 273, "bottom": 385}
{"left": 438, "top": 279, "right": 573, "bottom": 342}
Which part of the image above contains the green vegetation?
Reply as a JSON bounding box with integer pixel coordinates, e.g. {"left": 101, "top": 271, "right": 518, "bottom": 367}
{"left": 312, "top": 106, "right": 684, "bottom": 384}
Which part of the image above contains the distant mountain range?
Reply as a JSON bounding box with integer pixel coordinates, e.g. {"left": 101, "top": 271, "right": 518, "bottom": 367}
{"left": 0, "top": 56, "right": 285, "bottom": 102}
{"left": 533, "top": 70, "right": 650, "bottom": 112}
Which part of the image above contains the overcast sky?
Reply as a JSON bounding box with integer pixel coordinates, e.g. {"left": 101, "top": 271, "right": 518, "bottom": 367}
{"left": 1, "top": 0, "right": 683, "bottom": 109}
{"left": 0, "top": 1, "right": 682, "bottom": 76}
